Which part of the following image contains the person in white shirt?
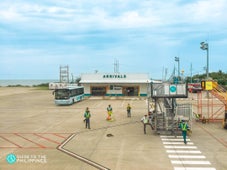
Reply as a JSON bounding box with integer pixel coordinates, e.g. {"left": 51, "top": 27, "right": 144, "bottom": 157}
{"left": 141, "top": 114, "right": 152, "bottom": 134}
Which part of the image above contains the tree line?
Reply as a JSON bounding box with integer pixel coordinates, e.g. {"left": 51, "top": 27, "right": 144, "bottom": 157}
{"left": 185, "top": 70, "right": 227, "bottom": 88}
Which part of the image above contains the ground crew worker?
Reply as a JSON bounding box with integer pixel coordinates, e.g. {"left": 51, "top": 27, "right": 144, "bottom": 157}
{"left": 106, "top": 104, "right": 113, "bottom": 120}
{"left": 127, "top": 103, "right": 131, "bottom": 117}
{"left": 84, "top": 107, "right": 91, "bottom": 129}
{"left": 202, "top": 116, "right": 207, "bottom": 124}
{"left": 141, "top": 115, "right": 152, "bottom": 134}
{"left": 194, "top": 113, "right": 201, "bottom": 122}
{"left": 178, "top": 120, "right": 189, "bottom": 144}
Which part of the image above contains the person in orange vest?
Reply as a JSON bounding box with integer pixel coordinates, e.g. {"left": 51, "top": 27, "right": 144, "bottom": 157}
{"left": 106, "top": 104, "right": 113, "bottom": 120}
{"left": 178, "top": 120, "right": 189, "bottom": 144}
{"left": 126, "top": 103, "right": 131, "bottom": 117}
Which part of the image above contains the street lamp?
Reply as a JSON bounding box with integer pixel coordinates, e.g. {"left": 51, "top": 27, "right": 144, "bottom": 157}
{"left": 200, "top": 41, "right": 210, "bottom": 115}
{"left": 175, "top": 56, "right": 180, "bottom": 78}
{"left": 200, "top": 42, "right": 209, "bottom": 79}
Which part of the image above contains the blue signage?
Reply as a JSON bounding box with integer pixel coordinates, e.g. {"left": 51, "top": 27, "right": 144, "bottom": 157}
{"left": 170, "top": 85, "right": 177, "bottom": 92}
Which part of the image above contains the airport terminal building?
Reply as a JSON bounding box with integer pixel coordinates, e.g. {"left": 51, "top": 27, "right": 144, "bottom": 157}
{"left": 80, "top": 73, "right": 151, "bottom": 96}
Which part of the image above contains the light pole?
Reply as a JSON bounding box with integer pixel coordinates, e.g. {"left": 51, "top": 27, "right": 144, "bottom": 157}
{"left": 200, "top": 41, "right": 210, "bottom": 120}
{"left": 175, "top": 56, "right": 180, "bottom": 79}
{"left": 200, "top": 42, "right": 209, "bottom": 79}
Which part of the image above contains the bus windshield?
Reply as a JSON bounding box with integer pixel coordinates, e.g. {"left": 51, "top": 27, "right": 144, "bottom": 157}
{"left": 55, "top": 89, "right": 70, "bottom": 99}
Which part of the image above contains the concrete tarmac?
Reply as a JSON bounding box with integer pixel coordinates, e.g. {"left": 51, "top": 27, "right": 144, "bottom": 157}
{"left": 0, "top": 87, "right": 226, "bottom": 170}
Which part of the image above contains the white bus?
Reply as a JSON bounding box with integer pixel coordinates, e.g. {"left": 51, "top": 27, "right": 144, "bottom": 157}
{"left": 54, "top": 86, "right": 84, "bottom": 105}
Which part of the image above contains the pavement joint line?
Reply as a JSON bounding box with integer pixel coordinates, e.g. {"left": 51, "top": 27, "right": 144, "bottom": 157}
{"left": 57, "top": 134, "right": 110, "bottom": 170}
{"left": 57, "top": 120, "right": 140, "bottom": 170}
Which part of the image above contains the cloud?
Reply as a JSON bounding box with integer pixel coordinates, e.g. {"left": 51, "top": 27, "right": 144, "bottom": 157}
{"left": 0, "top": 0, "right": 227, "bottom": 79}
{"left": 1, "top": 0, "right": 226, "bottom": 33}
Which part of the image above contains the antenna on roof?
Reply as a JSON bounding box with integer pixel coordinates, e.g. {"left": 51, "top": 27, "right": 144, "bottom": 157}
{"left": 114, "top": 59, "right": 119, "bottom": 73}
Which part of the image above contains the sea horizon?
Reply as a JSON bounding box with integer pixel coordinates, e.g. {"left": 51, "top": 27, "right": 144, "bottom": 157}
{"left": 0, "top": 79, "right": 58, "bottom": 87}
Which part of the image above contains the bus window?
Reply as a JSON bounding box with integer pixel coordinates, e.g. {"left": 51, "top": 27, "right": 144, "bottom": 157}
{"left": 55, "top": 89, "right": 70, "bottom": 99}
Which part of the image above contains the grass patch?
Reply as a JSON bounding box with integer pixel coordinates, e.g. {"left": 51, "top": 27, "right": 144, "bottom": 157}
{"left": 33, "top": 83, "right": 49, "bottom": 90}
{"left": 4, "top": 83, "right": 49, "bottom": 90}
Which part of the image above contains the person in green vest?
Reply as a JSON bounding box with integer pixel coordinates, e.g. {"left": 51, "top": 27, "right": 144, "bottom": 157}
{"left": 84, "top": 107, "right": 91, "bottom": 129}
{"left": 178, "top": 120, "right": 189, "bottom": 144}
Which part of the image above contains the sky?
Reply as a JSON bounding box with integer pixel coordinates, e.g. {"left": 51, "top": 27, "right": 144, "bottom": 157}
{"left": 0, "top": 0, "right": 227, "bottom": 80}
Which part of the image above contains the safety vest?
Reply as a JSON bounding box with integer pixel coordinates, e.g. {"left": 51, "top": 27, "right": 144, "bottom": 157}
{"left": 84, "top": 111, "right": 90, "bottom": 118}
{"left": 107, "top": 107, "right": 112, "bottom": 111}
{"left": 181, "top": 123, "right": 187, "bottom": 131}
{"left": 143, "top": 117, "right": 148, "bottom": 124}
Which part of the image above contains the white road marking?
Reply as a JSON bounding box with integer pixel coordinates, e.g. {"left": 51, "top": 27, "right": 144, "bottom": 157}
{"left": 171, "top": 160, "right": 211, "bottom": 165}
{"left": 168, "top": 155, "right": 206, "bottom": 159}
{"left": 161, "top": 138, "right": 191, "bottom": 141}
{"left": 162, "top": 136, "right": 216, "bottom": 170}
{"left": 161, "top": 135, "right": 183, "bottom": 138}
{"left": 165, "top": 145, "right": 197, "bottom": 149}
{"left": 174, "top": 168, "right": 216, "bottom": 170}
{"left": 163, "top": 142, "right": 194, "bottom": 145}
{"left": 166, "top": 150, "right": 201, "bottom": 154}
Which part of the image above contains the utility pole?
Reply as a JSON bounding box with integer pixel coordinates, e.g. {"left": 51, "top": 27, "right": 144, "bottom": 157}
{"left": 175, "top": 57, "right": 180, "bottom": 78}
{"left": 190, "top": 63, "right": 192, "bottom": 83}
{"left": 114, "top": 59, "right": 119, "bottom": 73}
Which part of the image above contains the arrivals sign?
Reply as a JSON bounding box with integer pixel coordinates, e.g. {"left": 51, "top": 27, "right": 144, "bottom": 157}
{"left": 103, "top": 74, "right": 127, "bottom": 78}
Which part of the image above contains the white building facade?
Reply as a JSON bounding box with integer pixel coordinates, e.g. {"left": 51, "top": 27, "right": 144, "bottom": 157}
{"left": 80, "top": 73, "right": 151, "bottom": 97}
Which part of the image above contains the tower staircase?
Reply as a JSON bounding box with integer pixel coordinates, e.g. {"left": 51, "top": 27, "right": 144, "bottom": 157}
{"left": 155, "top": 98, "right": 182, "bottom": 135}
{"left": 211, "top": 81, "right": 227, "bottom": 109}
{"left": 210, "top": 81, "right": 227, "bottom": 128}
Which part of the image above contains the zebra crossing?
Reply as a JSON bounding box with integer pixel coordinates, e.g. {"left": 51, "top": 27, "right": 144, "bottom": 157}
{"left": 160, "top": 135, "right": 216, "bottom": 170}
